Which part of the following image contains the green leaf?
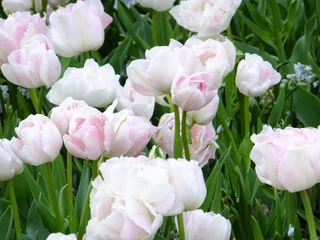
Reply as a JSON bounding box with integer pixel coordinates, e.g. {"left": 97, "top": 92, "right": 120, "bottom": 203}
{"left": 52, "top": 154, "right": 67, "bottom": 196}
{"left": 290, "top": 15, "right": 317, "bottom": 64}
{"left": 152, "top": 11, "right": 173, "bottom": 46}
{"left": 24, "top": 166, "right": 49, "bottom": 207}
{"left": 294, "top": 214, "right": 302, "bottom": 240}
{"left": 117, "top": 1, "right": 150, "bottom": 51}
{"left": 154, "top": 233, "right": 167, "bottom": 240}
{"left": 238, "top": 11, "right": 275, "bottom": 48}
{"left": 268, "top": 88, "right": 285, "bottom": 127}
{"left": 58, "top": 185, "right": 68, "bottom": 220}
{"left": 285, "top": 192, "right": 297, "bottom": 227}
{"left": 75, "top": 162, "right": 90, "bottom": 220}
{"left": 238, "top": 134, "right": 253, "bottom": 173}
{"left": 308, "top": 52, "right": 320, "bottom": 79}
{"left": 108, "top": 36, "right": 132, "bottom": 74}
{"left": 210, "top": 172, "right": 221, "bottom": 213}
{"left": 36, "top": 196, "right": 58, "bottom": 233}
{"left": 251, "top": 215, "right": 264, "bottom": 239}
{"left": 254, "top": 199, "right": 268, "bottom": 236}
{"left": 274, "top": 189, "right": 282, "bottom": 236}
{"left": 293, "top": 86, "right": 320, "bottom": 127}
{"left": 200, "top": 147, "right": 230, "bottom": 212}
{"left": 26, "top": 201, "right": 50, "bottom": 240}
{"left": 0, "top": 205, "right": 12, "bottom": 240}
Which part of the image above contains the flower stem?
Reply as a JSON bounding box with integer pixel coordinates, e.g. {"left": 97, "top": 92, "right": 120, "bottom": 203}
{"left": 42, "top": 162, "right": 64, "bottom": 232}
{"left": 92, "top": 159, "right": 99, "bottom": 181}
{"left": 28, "top": 89, "right": 39, "bottom": 114}
{"left": 172, "top": 105, "right": 185, "bottom": 240}
{"left": 173, "top": 105, "right": 182, "bottom": 159}
{"left": 77, "top": 183, "right": 92, "bottom": 240}
{"left": 38, "top": 87, "right": 46, "bottom": 114}
{"left": 181, "top": 111, "right": 190, "bottom": 160}
{"left": 67, "top": 152, "right": 76, "bottom": 233}
{"left": 8, "top": 180, "right": 21, "bottom": 239}
{"left": 238, "top": 92, "right": 250, "bottom": 138}
{"left": 300, "top": 190, "right": 317, "bottom": 240}
{"left": 177, "top": 213, "right": 186, "bottom": 240}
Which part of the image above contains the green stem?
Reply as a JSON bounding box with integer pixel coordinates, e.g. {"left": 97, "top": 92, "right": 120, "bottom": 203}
{"left": 8, "top": 180, "right": 21, "bottom": 239}
{"left": 238, "top": 92, "right": 250, "bottom": 138}
{"left": 38, "top": 87, "right": 45, "bottom": 114}
{"left": 77, "top": 183, "right": 92, "bottom": 240}
{"left": 92, "top": 160, "right": 99, "bottom": 181}
{"left": 177, "top": 213, "right": 186, "bottom": 240}
{"left": 300, "top": 190, "right": 317, "bottom": 240}
{"left": 67, "top": 152, "right": 76, "bottom": 233}
{"left": 84, "top": 52, "right": 90, "bottom": 61}
{"left": 41, "top": 0, "right": 47, "bottom": 17}
{"left": 227, "top": 26, "right": 233, "bottom": 41}
{"left": 28, "top": 89, "right": 39, "bottom": 114}
{"left": 173, "top": 105, "right": 182, "bottom": 159}
{"left": 165, "top": 94, "right": 174, "bottom": 113}
{"left": 42, "top": 162, "right": 64, "bottom": 232}
{"left": 181, "top": 111, "right": 190, "bottom": 160}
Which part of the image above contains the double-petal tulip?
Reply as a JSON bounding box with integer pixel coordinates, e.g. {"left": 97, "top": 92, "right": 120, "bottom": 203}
{"left": 11, "top": 114, "right": 63, "bottom": 166}
{"left": 49, "top": 0, "right": 113, "bottom": 57}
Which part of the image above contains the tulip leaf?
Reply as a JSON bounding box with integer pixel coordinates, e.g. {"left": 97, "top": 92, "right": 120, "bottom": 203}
{"left": 268, "top": 88, "right": 285, "bottom": 127}
{"left": 285, "top": 192, "right": 297, "bottom": 230}
{"left": 152, "top": 11, "right": 173, "bottom": 46}
{"left": 290, "top": 15, "right": 317, "bottom": 65}
{"left": 52, "top": 154, "right": 67, "bottom": 195}
{"left": 254, "top": 199, "right": 268, "bottom": 236}
{"left": 154, "top": 234, "right": 166, "bottom": 240}
{"left": 200, "top": 147, "right": 230, "bottom": 212}
{"left": 209, "top": 172, "right": 221, "bottom": 213}
{"left": 251, "top": 215, "right": 264, "bottom": 240}
{"left": 36, "top": 196, "right": 58, "bottom": 233}
{"left": 117, "top": 1, "right": 150, "bottom": 51}
{"left": 108, "top": 36, "right": 132, "bottom": 74}
{"left": 24, "top": 166, "right": 49, "bottom": 207}
{"left": 293, "top": 86, "right": 320, "bottom": 127}
{"left": 294, "top": 215, "right": 302, "bottom": 240}
{"left": 0, "top": 205, "right": 12, "bottom": 240}
{"left": 75, "top": 162, "right": 90, "bottom": 220}
{"left": 238, "top": 11, "right": 275, "bottom": 48}
{"left": 58, "top": 185, "right": 69, "bottom": 220}
{"left": 274, "top": 189, "right": 282, "bottom": 236}
{"left": 26, "top": 201, "right": 50, "bottom": 240}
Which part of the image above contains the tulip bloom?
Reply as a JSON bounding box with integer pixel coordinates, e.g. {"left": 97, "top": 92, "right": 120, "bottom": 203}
{"left": 2, "top": 35, "right": 61, "bottom": 88}
{"left": 46, "top": 233, "right": 76, "bottom": 240}
{"left": 11, "top": 114, "right": 63, "bottom": 166}
{"left": 47, "top": 59, "right": 121, "bottom": 107}
{"left": 250, "top": 125, "right": 320, "bottom": 192}
{"left": 49, "top": 0, "right": 113, "bottom": 57}
{"left": 179, "top": 209, "right": 231, "bottom": 240}
{"left": 137, "top": 0, "right": 175, "bottom": 12}
{"left": 236, "top": 53, "right": 281, "bottom": 97}
{"left": 0, "top": 139, "right": 23, "bottom": 181}
{"left": 170, "top": 0, "right": 241, "bottom": 37}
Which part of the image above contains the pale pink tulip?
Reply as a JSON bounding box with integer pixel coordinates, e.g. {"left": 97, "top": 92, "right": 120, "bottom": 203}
{"left": 0, "top": 12, "right": 47, "bottom": 65}
{"left": 117, "top": 79, "right": 155, "bottom": 120}
{"left": 11, "top": 114, "right": 62, "bottom": 166}
{"left": 50, "top": 97, "right": 88, "bottom": 134}
{"left": 250, "top": 125, "right": 320, "bottom": 192}
{"left": 2, "top": 35, "right": 61, "bottom": 88}
{"left": 49, "top": 0, "right": 113, "bottom": 57}
{"left": 103, "top": 108, "right": 154, "bottom": 157}
{"left": 189, "top": 124, "right": 219, "bottom": 167}
{"left": 179, "top": 209, "right": 231, "bottom": 240}
{"left": 185, "top": 36, "right": 236, "bottom": 88}
{"left": 0, "top": 139, "right": 23, "bottom": 181}
{"left": 47, "top": 59, "right": 121, "bottom": 107}
{"left": 127, "top": 42, "right": 204, "bottom": 96}
{"left": 171, "top": 72, "right": 217, "bottom": 111}
{"left": 187, "top": 94, "right": 219, "bottom": 125}
{"left": 236, "top": 53, "right": 281, "bottom": 97}
{"left": 46, "top": 233, "right": 76, "bottom": 240}
{"left": 170, "top": 0, "right": 241, "bottom": 37}
{"left": 63, "top": 107, "right": 114, "bottom": 160}
{"left": 137, "top": 0, "right": 174, "bottom": 11}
